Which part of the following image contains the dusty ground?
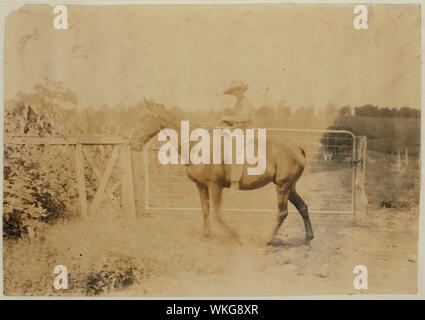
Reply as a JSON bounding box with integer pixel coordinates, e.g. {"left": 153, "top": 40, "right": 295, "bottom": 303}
{"left": 3, "top": 205, "right": 418, "bottom": 296}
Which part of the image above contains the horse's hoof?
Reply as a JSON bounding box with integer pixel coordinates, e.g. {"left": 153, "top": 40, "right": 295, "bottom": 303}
{"left": 230, "top": 234, "right": 242, "bottom": 245}
{"left": 267, "top": 238, "right": 286, "bottom": 247}
{"left": 304, "top": 237, "right": 314, "bottom": 247}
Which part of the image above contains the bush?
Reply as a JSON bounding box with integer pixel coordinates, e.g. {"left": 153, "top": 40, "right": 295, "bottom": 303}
{"left": 77, "top": 256, "right": 139, "bottom": 296}
{"left": 3, "top": 110, "right": 79, "bottom": 239}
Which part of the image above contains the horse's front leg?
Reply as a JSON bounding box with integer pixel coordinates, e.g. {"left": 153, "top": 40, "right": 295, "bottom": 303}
{"left": 196, "top": 183, "right": 210, "bottom": 237}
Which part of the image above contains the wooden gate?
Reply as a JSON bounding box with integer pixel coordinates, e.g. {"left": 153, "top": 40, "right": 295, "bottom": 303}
{"left": 4, "top": 137, "right": 136, "bottom": 219}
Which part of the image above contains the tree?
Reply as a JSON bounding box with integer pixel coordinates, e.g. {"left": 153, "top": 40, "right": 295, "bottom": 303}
{"left": 338, "top": 105, "right": 352, "bottom": 117}
{"left": 379, "top": 107, "right": 394, "bottom": 117}
{"left": 324, "top": 103, "right": 337, "bottom": 117}
{"left": 398, "top": 106, "right": 420, "bottom": 118}
{"left": 255, "top": 105, "right": 275, "bottom": 118}
{"left": 277, "top": 101, "right": 292, "bottom": 116}
{"left": 355, "top": 104, "right": 379, "bottom": 117}
{"left": 7, "top": 77, "right": 78, "bottom": 136}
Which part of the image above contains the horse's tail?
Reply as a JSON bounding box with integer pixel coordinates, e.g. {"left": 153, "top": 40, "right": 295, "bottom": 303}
{"left": 299, "top": 147, "right": 306, "bottom": 158}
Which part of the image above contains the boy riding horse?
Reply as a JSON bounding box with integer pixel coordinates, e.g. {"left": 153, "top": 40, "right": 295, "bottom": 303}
{"left": 220, "top": 81, "right": 255, "bottom": 189}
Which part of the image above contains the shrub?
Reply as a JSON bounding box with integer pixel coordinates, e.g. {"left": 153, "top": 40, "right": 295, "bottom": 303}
{"left": 3, "top": 109, "right": 79, "bottom": 239}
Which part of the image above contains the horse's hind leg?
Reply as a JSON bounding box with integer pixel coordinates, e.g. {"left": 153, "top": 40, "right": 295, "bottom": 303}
{"left": 267, "top": 185, "right": 290, "bottom": 245}
{"left": 196, "top": 183, "right": 210, "bottom": 237}
{"left": 289, "top": 189, "right": 314, "bottom": 243}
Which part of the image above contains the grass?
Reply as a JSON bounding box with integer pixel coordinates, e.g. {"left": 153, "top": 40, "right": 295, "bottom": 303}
{"left": 365, "top": 152, "right": 420, "bottom": 210}
{"left": 3, "top": 210, "right": 235, "bottom": 296}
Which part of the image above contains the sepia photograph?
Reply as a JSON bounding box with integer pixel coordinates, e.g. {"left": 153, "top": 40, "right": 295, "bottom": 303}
{"left": 1, "top": 1, "right": 423, "bottom": 298}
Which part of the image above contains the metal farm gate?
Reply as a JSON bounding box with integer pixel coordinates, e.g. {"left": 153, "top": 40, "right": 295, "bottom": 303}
{"left": 143, "top": 129, "right": 367, "bottom": 217}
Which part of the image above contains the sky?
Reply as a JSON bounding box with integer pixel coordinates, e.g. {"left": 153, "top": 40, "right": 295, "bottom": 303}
{"left": 4, "top": 4, "right": 422, "bottom": 111}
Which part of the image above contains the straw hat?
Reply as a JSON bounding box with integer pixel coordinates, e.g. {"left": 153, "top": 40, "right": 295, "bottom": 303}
{"left": 223, "top": 81, "right": 248, "bottom": 95}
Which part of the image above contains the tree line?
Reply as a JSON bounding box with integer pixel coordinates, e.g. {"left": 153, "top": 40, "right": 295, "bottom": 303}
{"left": 345, "top": 105, "right": 420, "bottom": 118}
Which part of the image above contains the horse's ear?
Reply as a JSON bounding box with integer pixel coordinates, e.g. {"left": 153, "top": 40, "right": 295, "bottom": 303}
{"left": 144, "top": 96, "right": 150, "bottom": 106}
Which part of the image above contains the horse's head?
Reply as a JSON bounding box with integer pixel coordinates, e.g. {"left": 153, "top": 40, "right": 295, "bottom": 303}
{"left": 129, "top": 98, "right": 167, "bottom": 152}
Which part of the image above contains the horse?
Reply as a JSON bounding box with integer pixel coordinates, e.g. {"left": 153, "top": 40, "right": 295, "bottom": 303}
{"left": 129, "top": 100, "right": 314, "bottom": 245}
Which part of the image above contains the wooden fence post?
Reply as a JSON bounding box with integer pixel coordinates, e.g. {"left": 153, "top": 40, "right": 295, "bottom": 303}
{"left": 354, "top": 136, "right": 368, "bottom": 224}
{"left": 119, "top": 144, "right": 137, "bottom": 218}
{"left": 131, "top": 149, "right": 144, "bottom": 215}
{"left": 75, "top": 143, "right": 88, "bottom": 219}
